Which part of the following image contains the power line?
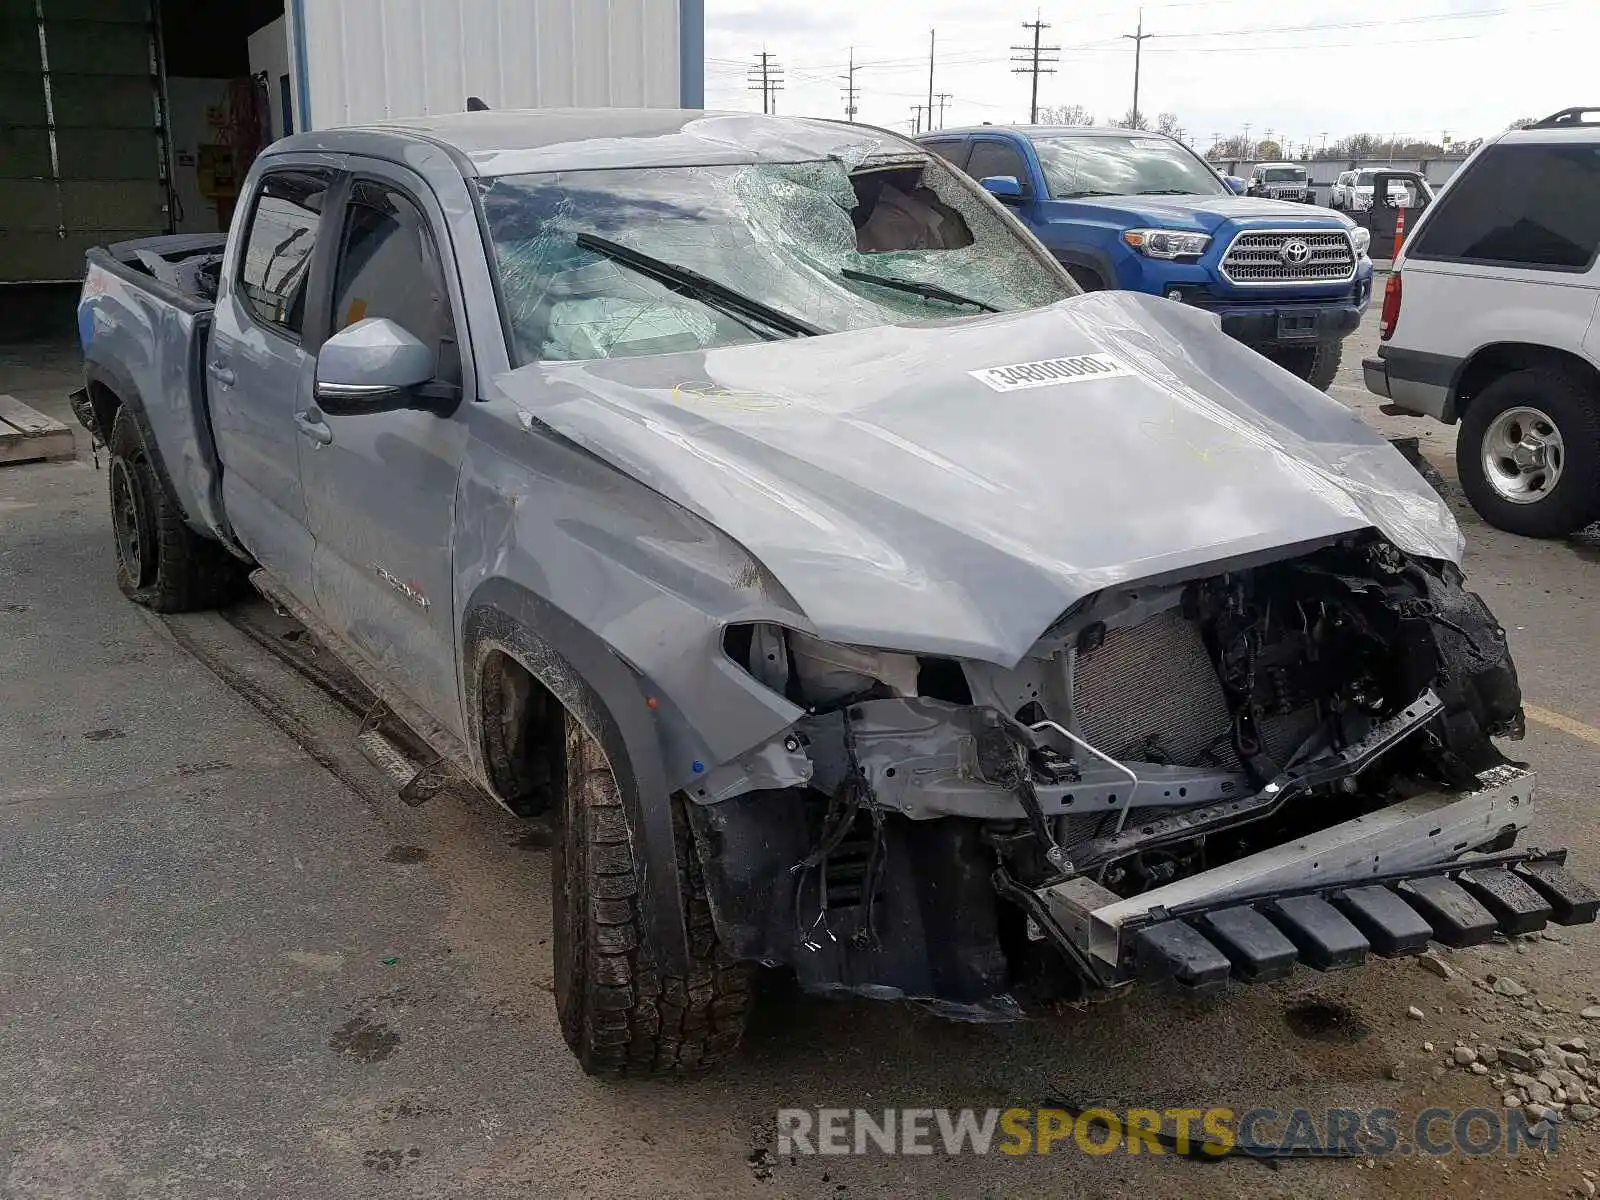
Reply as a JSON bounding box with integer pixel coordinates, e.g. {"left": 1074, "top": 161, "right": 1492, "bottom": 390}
{"left": 746, "top": 50, "right": 783, "bottom": 115}
{"left": 1140, "top": 22, "right": 1573, "bottom": 54}
{"left": 1155, "top": 2, "right": 1564, "bottom": 41}
{"left": 1010, "top": 17, "right": 1060, "bottom": 125}
{"left": 785, "top": 4, "right": 1571, "bottom": 72}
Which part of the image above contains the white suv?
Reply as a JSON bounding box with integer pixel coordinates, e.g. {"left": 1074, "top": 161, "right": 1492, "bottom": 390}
{"left": 1333, "top": 169, "right": 1430, "bottom": 211}
{"left": 1364, "top": 107, "right": 1600, "bottom": 536}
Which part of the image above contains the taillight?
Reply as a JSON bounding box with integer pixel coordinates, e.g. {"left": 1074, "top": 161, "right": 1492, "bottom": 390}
{"left": 1378, "top": 273, "right": 1402, "bottom": 341}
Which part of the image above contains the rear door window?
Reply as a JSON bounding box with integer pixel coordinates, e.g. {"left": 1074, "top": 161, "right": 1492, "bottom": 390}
{"left": 236, "top": 170, "right": 332, "bottom": 337}
{"left": 1410, "top": 143, "right": 1600, "bottom": 271}
{"left": 965, "top": 140, "right": 1030, "bottom": 193}
{"left": 921, "top": 138, "right": 970, "bottom": 170}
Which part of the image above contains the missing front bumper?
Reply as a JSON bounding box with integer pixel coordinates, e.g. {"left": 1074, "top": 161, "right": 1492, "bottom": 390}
{"left": 1021, "top": 766, "right": 1599, "bottom": 992}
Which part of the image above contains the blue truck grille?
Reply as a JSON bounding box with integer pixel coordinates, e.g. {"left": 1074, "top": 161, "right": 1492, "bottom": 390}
{"left": 1220, "top": 230, "right": 1356, "bottom": 285}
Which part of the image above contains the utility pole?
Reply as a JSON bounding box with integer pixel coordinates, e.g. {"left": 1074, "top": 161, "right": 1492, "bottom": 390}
{"left": 936, "top": 92, "right": 953, "bottom": 131}
{"left": 840, "top": 47, "right": 860, "bottom": 122}
{"left": 910, "top": 104, "right": 925, "bottom": 135}
{"left": 746, "top": 50, "right": 783, "bottom": 116}
{"left": 1010, "top": 16, "right": 1059, "bottom": 124}
{"left": 1319, "top": 131, "right": 1329, "bottom": 153}
{"left": 926, "top": 29, "right": 936, "bottom": 132}
{"left": 1122, "top": 9, "right": 1154, "bottom": 128}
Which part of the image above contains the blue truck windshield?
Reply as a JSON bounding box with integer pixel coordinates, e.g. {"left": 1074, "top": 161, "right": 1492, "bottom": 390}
{"left": 1032, "top": 135, "right": 1227, "bottom": 200}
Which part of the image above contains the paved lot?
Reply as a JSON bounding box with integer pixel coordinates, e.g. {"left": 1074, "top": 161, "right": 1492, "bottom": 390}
{"left": 2, "top": 310, "right": 1598, "bottom": 1199}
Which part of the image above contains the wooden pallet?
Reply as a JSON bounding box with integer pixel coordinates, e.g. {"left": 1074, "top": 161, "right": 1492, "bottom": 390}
{"left": 0, "top": 393, "right": 75, "bottom": 466}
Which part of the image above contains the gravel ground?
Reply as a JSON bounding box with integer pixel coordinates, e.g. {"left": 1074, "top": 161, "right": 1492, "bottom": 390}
{"left": 2, "top": 308, "right": 1599, "bottom": 1199}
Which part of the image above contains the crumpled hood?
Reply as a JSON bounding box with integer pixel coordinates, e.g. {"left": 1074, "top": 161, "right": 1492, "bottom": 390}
{"left": 499, "top": 291, "right": 1460, "bottom": 667}
{"left": 1061, "top": 194, "right": 1342, "bottom": 234}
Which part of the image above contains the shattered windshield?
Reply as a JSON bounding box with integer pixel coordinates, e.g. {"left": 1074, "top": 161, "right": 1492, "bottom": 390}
{"left": 1031, "top": 134, "right": 1227, "bottom": 199}
{"left": 477, "top": 154, "right": 1076, "bottom": 363}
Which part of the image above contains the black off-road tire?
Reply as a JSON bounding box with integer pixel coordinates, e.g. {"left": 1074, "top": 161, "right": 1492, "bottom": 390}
{"left": 1457, "top": 369, "right": 1600, "bottom": 538}
{"left": 1270, "top": 339, "right": 1343, "bottom": 392}
{"left": 551, "top": 713, "right": 753, "bottom": 1077}
{"left": 107, "top": 407, "right": 242, "bottom": 612}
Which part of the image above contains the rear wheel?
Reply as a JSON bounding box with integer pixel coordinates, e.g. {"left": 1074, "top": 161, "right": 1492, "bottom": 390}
{"left": 1267, "top": 339, "right": 1343, "bottom": 392}
{"left": 1457, "top": 369, "right": 1600, "bottom": 537}
{"left": 107, "top": 408, "right": 242, "bottom": 611}
{"left": 551, "top": 712, "right": 753, "bottom": 1077}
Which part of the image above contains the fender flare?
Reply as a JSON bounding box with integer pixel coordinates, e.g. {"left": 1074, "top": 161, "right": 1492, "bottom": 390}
{"left": 461, "top": 579, "right": 690, "bottom": 974}
{"left": 83, "top": 358, "right": 173, "bottom": 496}
{"left": 83, "top": 355, "right": 246, "bottom": 557}
{"left": 1050, "top": 245, "right": 1118, "bottom": 291}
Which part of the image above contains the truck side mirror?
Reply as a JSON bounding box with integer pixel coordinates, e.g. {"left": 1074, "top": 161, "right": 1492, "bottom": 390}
{"left": 980, "top": 175, "right": 1024, "bottom": 203}
{"left": 314, "top": 317, "right": 447, "bottom": 416}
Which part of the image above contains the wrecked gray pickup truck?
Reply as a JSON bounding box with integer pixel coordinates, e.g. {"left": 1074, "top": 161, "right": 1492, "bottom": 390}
{"left": 73, "top": 109, "right": 1597, "bottom": 1077}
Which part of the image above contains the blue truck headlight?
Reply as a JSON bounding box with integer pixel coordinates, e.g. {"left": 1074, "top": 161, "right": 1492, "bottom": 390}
{"left": 1122, "top": 229, "right": 1211, "bottom": 259}
{"left": 1350, "top": 227, "right": 1372, "bottom": 257}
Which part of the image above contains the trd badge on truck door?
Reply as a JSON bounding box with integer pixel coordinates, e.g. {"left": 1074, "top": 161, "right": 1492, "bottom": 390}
{"left": 968, "top": 353, "right": 1132, "bottom": 393}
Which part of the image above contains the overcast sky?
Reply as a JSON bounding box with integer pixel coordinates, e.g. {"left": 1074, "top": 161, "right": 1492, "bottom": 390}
{"left": 703, "top": 0, "right": 1588, "bottom": 150}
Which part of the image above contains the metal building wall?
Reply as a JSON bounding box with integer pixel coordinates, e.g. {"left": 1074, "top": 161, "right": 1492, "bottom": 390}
{"left": 292, "top": 0, "right": 690, "bottom": 130}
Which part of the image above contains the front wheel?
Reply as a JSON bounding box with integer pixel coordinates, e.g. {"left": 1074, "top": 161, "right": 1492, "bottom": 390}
{"left": 107, "top": 408, "right": 242, "bottom": 611}
{"left": 1456, "top": 369, "right": 1600, "bottom": 537}
{"left": 551, "top": 713, "right": 753, "bottom": 1077}
{"left": 1266, "top": 339, "right": 1343, "bottom": 392}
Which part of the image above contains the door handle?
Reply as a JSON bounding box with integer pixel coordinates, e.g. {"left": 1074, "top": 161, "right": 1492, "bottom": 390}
{"left": 293, "top": 410, "right": 333, "bottom": 447}
{"left": 206, "top": 361, "right": 235, "bottom": 386}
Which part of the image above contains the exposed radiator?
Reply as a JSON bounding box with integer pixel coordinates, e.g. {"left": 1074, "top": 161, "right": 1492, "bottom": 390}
{"left": 1072, "top": 608, "right": 1234, "bottom": 767}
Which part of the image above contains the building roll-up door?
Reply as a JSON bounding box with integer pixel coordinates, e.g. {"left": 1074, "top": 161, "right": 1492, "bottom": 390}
{"left": 0, "top": 0, "right": 168, "bottom": 283}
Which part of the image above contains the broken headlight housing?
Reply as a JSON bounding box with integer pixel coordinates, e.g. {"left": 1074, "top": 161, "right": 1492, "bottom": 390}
{"left": 1122, "top": 229, "right": 1212, "bottom": 259}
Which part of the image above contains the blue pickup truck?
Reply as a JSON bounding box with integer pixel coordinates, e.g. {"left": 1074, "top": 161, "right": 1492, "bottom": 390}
{"left": 920, "top": 126, "right": 1373, "bottom": 390}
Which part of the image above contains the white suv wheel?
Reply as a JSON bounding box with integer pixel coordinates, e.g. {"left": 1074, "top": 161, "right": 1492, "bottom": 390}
{"left": 1480, "top": 405, "right": 1565, "bottom": 504}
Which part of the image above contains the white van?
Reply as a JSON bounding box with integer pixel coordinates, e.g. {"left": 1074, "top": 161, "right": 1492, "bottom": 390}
{"left": 1364, "top": 108, "right": 1600, "bottom": 536}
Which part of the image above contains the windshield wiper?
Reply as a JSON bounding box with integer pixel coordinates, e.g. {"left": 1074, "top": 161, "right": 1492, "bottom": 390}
{"left": 573, "top": 232, "right": 822, "bottom": 339}
{"left": 839, "top": 267, "right": 1000, "bottom": 314}
{"left": 1058, "top": 189, "right": 1119, "bottom": 199}
{"left": 1137, "top": 189, "right": 1199, "bottom": 195}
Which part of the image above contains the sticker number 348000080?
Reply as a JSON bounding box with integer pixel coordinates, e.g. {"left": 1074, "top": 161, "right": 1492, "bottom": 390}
{"left": 968, "top": 353, "right": 1133, "bottom": 393}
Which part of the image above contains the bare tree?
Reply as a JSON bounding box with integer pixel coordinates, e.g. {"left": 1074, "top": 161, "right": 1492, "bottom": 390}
{"left": 1110, "top": 108, "right": 1150, "bottom": 131}
{"left": 1156, "top": 112, "right": 1180, "bottom": 137}
{"left": 1037, "top": 103, "right": 1094, "bottom": 127}
{"left": 1507, "top": 116, "right": 1537, "bottom": 130}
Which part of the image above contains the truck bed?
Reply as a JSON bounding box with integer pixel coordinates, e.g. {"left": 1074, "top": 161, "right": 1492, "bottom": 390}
{"left": 99, "top": 233, "right": 227, "bottom": 307}
{"left": 78, "top": 234, "right": 230, "bottom": 545}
